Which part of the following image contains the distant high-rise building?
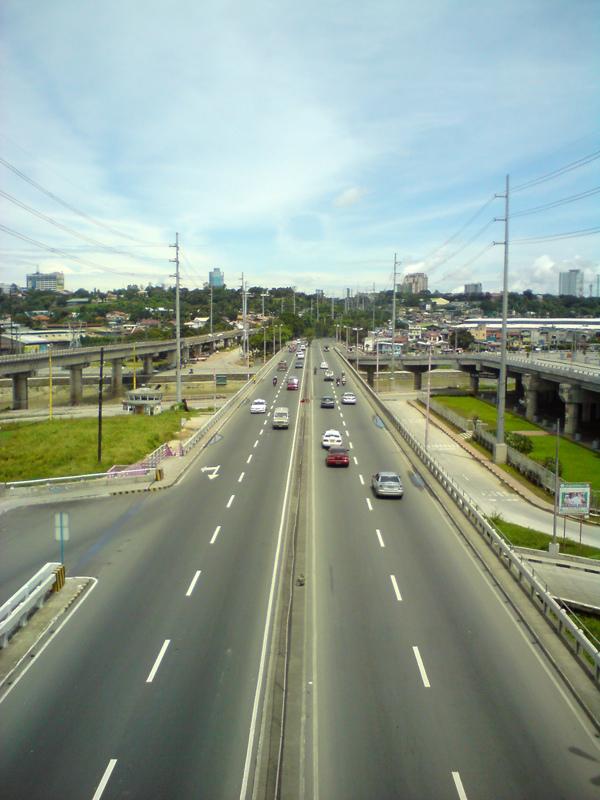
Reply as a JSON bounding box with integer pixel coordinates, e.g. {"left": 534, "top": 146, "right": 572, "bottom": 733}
{"left": 464, "top": 282, "right": 482, "bottom": 296}
{"left": 209, "top": 268, "right": 224, "bottom": 288}
{"left": 401, "top": 272, "right": 428, "bottom": 294}
{"left": 558, "top": 269, "right": 584, "bottom": 297}
{"left": 26, "top": 270, "right": 65, "bottom": 292}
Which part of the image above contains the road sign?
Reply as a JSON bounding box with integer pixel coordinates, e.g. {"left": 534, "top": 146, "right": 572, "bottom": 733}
{"left": 54, "top": 512, "right": 70, "bottom": 540}
{"left": 558, "top": 483, "right": 590, "bottom": 515}
{"left": 54, "top": 511, "right": 70, "bottom": 564}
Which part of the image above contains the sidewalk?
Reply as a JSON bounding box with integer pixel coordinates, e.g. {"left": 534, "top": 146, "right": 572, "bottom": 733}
{"left": 381, "top": 394, "right": 600, "bottom": 549}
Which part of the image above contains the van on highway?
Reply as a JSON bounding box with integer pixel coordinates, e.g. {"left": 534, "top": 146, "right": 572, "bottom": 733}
{"left": 272, "top": 407, "right": 290, "bottom": 429}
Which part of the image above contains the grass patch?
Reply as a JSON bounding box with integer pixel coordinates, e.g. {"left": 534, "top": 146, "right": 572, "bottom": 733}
{"left": 568, "top": 612, "right": 600, "bottom": 647}
{"left": 0, "top": 409, "right": 199, "bottom": 481}
{"left": 435, "top": 395, "right": 539, "bottom": 432}
{"left": 490, "top": 515, "right": 600, "bottom": 560}
{"left": 435, "top": 395, "right": 600, "bottom": 490}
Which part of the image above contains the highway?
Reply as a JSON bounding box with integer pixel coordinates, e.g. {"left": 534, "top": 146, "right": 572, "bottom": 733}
{"left": 303, "top": 343, "right": 600, "bottom": 799}
{"left": 0, "top": 341, "right": 599, "bottom": 798}
{"left": 0, "top": 356, "right": 305, "bottom": 798}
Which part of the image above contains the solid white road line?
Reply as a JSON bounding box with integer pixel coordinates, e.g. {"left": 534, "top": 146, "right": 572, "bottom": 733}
{"left": 247, "top": 454, "right": 253, "bottom": 464}
{"left": 186, "top": 570, "right": 202, "bottom": 596}
{"left": 366, "top": 497, "right": 373, "bottom": 511}
{"left": 253, "top": 439, "right": 259, "bottom": 448}
{"left": 376, "top": 529, "right": 385, "bottom": 548}
{"left": 390, "top": 574, "right": 402, "bottom": 600}
{"left": 413, "top": 646, "right": 431, "bottom": 688}
{"left": 210, "top": 525, "right": 221, "bottom": 544}
{"left": 91, "top": 759, "right": 117, "bottom": 800}
{"left": 452, "top": 771, "right": 468, "bottom": 800}
{"left": 146, "top": 639, "right": 171, "bottom": 683}
{"left": 359, "top": 474, "right": 364, "bottom": 485}
{"left": 238, "top": 471, "right": 245, "bottom": 482}
{"left": 227, "top": 494, "right": 235, "bottom": 508}
{"left": 240, "top": 349, "right": 306, "bottom": 799}
{"left": 353, "top": 456, "right": 358, "bottom": 465}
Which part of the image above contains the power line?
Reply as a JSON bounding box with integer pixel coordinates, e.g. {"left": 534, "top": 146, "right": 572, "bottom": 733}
{"left": 511, "top": 185, "right": 600, "bottom": 217}
{"left": 0, "top": 155, "right": 161, "bottom": 245}
{"left": 422, "top": 195, "right": 497, "bottom": 268}
{"left": 0, "top": 223, "right": 165, "bottom": 278}
{"left": 512, "top": 226, "right": 600, "bottom": 244}
{"left": 512, "top": 148, "right": 600, "bottom": 193}
{"left": 440, "top": 242, "right": 494, "bottom": 282}
{"left": 426, "top": 218, "right": 496, "bottom": 271}
{"left": 0, "top": 188, "right": 142, "bottom": 257}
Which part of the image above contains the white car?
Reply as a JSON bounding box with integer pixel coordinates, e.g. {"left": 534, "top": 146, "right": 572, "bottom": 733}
{"left": 321, "top": 429, "right": 343, "bottom": 449}
{"left": 250, "top": 399, "right": 267, "bottom": 414}
{"left": 320, "top": 361, "right": 328, "bottom": 369}
{"left": 342, "top": 392, "right": 357, "bottom": 405}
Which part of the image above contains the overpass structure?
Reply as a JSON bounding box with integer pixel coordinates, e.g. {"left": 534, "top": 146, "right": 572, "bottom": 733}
{"left": 349, "top": 350, "right": 600, "bottom": 440}
{"left": 0, "top": 330, "right": 243, "bottom": 409}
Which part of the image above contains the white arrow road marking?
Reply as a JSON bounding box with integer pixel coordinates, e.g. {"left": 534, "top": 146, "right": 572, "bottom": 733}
{"left": 201, "top": 465, "right": 220, "bottom": 480}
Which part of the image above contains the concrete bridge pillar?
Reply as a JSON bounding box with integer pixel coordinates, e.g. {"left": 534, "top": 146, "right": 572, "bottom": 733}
{"left": 111, "top": 358, "right": 123, "bottom": 397}
{"left": 182, "top": 345, "right": 190, "bottom": 364}
{"left": 11, "top": 373, "right": 31, "bottom": 410}
{"left": 559, "top": 383, "right": 583, "bottom": 437}
{"left": 522, "top": 373, "right": 544, "bottom": 421}
{"left": 143, "top": 355, "right": 154, "bottom": 377}
{"left": 469, "top": 373, "right": 479, "bottom": 394}
{"left": 412, "top": 370, "right": 422, "bottom": 390}
{"left": 69, "top": 365, "right": 83, "bottom": 405}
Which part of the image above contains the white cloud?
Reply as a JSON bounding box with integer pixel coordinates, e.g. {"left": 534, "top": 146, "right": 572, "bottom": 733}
{"left": 333, "top": 187, "right": 366, "bottom": 208}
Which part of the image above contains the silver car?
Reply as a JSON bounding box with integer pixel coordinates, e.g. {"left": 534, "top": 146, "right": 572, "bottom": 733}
{"left": 371, "top": 471, "right": 404, "bottom": 498}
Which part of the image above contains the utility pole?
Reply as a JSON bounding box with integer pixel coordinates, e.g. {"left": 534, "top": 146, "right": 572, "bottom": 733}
{"left": 331, "top": 295, "right": 334, "bottom": 319}
{"left": 170, "top": 232, "right": 182, "bottom": 403}
{"left": 209, "top": 284, "right": 214, "bottom": 351}
{"left": 241, "top": 273, "right": 249, "bottom": 380}
{"left": 391, "top": 254, "right": 398, "bottom": 389}
{"left": 494, "top": 175, "right": 509, "bottom": 464}
{"left": 316, "top": 293, "right": 319, "bottom": 322}
{"left": 261, "top": 291, "right": 269, "bottom": 363}
{"left": 97, "top": 347, "right": 104, "bottom": 463}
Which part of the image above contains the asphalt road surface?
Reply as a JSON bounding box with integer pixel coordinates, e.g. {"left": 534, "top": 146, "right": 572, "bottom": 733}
{"left": 1, "top": 342, "right": 599, "bottom": 799}
{"left": 304, "top": 342, "right": 600, "bottom": 800}
{"left": 0, "top": 356, "right": 305, "bottom": 799}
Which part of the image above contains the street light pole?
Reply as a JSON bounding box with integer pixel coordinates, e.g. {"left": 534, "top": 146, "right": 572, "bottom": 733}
{"left": 425, "top": 341, "right": 433, "bottom": 448}
{"left": 170, "top": 232, "right": 182, "bottom": 404}
{"left": 494, "top": 174, "right": 510, "bottom": 464}
{"left": 209, "top": 284, "right": 214, "bottom": 351}
{"left": 391, "top": 254, "right": 398, "bottom": 389}
{"left": 552, "top": 417, "right": 561, "bottom": 547}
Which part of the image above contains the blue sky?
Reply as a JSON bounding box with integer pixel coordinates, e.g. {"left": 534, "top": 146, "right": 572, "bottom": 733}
{"left": 1, "top": 0, "right": 599, "bottom": 296}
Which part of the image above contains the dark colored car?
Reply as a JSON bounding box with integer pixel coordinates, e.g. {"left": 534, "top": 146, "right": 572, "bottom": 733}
{"left": 326, "top": 447, "right": 350, "bottom": 467}
{"left": 320, "top": 396, "right": 335, "bottom": 408}
{"left": 278, "top": 361, "right": 287, "bottom": 371}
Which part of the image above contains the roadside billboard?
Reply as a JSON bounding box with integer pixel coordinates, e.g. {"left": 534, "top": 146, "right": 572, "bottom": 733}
{"left": 558, "top": 483, "right": 591, "bottom": 515}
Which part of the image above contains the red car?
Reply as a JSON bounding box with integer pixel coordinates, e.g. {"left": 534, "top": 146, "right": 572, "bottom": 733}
{"left": 287, "top": 377, "right": 299, "bottom": 390}
{"left": 326, "top": 447, "right": 350, "bottom": 467}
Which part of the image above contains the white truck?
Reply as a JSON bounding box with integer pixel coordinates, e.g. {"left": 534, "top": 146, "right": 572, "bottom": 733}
{"left": 272, "top": 407, "right": 290, "bottom": 429}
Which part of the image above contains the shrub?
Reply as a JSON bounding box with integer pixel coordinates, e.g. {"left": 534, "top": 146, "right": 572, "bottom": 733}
{"left": 506, "top": 432, "right": 533, "bottom": 454}
{"left": 542, "top": 456, "right": 563, "bottom": 476}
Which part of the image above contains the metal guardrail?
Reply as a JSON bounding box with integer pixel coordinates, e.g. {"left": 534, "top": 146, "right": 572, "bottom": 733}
{"left": 0, "top": 563, "right": 61, "bottom": 648}
{"left": 180, "top": 351, "right": 284, "bottom": 456}
{"left": 338, "top": 349, "right": 600, "bottom": 684}
{"left": 5, "top": 468, "right": 151, "bottom": 493}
